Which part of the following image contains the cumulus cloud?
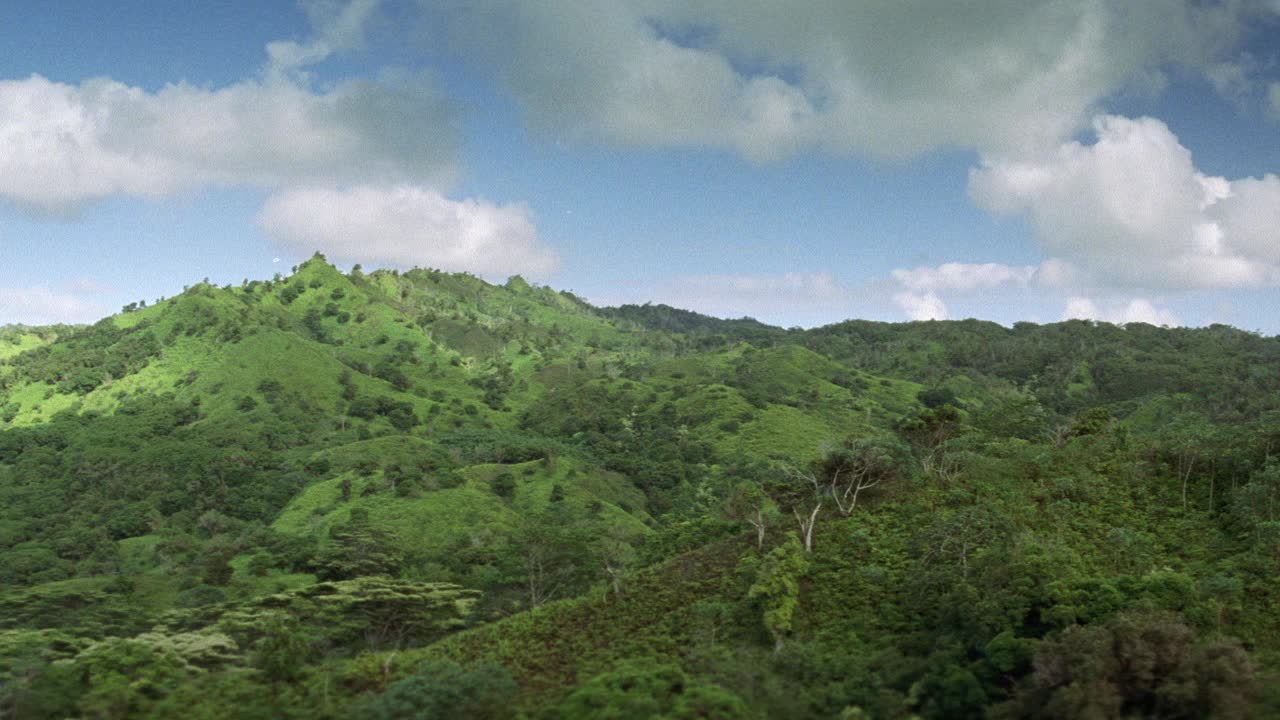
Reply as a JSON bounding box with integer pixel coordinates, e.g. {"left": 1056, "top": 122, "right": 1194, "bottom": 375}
{"left": 257, "top": 185, "right": 558, "bottom": 279}
{"left": 886, "top": 263, "right": 1184, "bottom": 325}
{"left": 0, "top": 72, "right": 455, "bottom": 215}
{"left": 893, "top": 291, "right": 948, "bottom": 322}
{"left": 0, "top": 286, "right": 107, "bottom": 325}
{"left": 969, "top": 114, "right": 1280, "bottom": 291}
{"left": 436, "top": 0, "right": 1252, "bottom": 160}
{"left": 887, "top": 260, "right": 1085, "bottom": 321}
{"left": 1062, "top": 296, "right": 1179, "bottom": 326}
{"left": 0, "top": 2, "right": 573, "bottom": 283}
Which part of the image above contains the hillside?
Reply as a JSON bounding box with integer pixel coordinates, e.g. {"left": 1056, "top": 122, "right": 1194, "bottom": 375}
{"left": 2, "top": 256, "right": 1280, "bottom": 719}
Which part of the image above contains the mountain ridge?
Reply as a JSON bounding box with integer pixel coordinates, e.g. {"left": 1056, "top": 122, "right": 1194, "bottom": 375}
{"left": 2, "top": 255, "right": 1279, "bottom": 718}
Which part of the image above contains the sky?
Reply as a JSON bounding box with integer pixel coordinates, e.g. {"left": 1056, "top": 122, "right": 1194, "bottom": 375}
{"left": 1, "top": 1, "right": 1279, "bottom": 332}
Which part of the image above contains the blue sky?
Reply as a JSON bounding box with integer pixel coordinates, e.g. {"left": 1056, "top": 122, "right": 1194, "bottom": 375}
{"left": 2, "top": 1, "right": 1279, "bottom": 331}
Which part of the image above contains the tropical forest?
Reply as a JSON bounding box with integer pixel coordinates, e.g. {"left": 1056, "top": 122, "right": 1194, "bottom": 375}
{"left": 1, "top": 255, "right": 1279, "bottom": 718}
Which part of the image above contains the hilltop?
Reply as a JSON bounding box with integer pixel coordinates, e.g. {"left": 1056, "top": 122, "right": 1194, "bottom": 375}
{"left": 2, "top": 256, "right": 1279, "bottom": 719}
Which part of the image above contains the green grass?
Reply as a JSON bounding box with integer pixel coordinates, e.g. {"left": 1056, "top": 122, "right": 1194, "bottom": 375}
{"left": 734, "top": 404, "right": 851, "bottom": 461}
{"left": 117, "top": 534, "right": 162, "bottom": 575}
{"left": 0, "top": 330, "right": 53, "bottom": 361}
{"left": 2, "top": 383, "right": 79, "bottom": 426}
{"left": 272, "top": 458, "right": 651, "bottom": 563}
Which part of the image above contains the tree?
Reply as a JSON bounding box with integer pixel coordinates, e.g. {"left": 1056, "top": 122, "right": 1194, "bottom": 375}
{"left": 896, "top": 405, "right": 965, "bottom": 482}
{"left": 972, "top": 388, "right": 1047, "bottom": 441}
{"left": 489, "top": 472, "right": 516, "bottom": 501}
{"left": 771, "top": 466, "right": 824, "bottom": 553}
{"left": 1160, "top": 413, "right": 1213, "bottom": 512}
{"left": 918, "top": 386, "right": 960, "bottom": 409}
{"left": 913, "top": 505, "right": 1012, "bottom": 583}
{"left": 507, "top": 511, "right": 596, "bottom": 609}
{"left": 998, "top": 611, "right": 1255, "bottom": 720}
{"left": 213, "top": 578, "right": 479, "bottom": 652}
{"left": 64, "top": 632, "right": 237, "bottom": 720}
{"left": 817, "top": 437, "right": 911, "bottom": 517}
{"left": 896, "top": 404, "right": 963, "bottom": 451}
{"left": 1232, "top": 459, "right": 1280, "bottom": 530}
{"left": 358, "top": 659, "right": 516, "bottom": 720}
{"left": 311, "top": 510, "right": 404, "bottom": 580}
{"left": 720, "top": 480, "right": 778, "bottom": 550}
{"left": 769, "top": 439, "right": 908, "bottom": 551}
{"left": 748, "top": 533, "right": 809, "bottom": 652}
{"left": 251, "top": 616, "right": 310, "bottom": 683}
{"left": 597, "top": 523, "right": 637, "bottom": 599}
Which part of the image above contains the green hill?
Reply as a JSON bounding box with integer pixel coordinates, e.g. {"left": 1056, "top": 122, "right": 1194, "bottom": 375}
{"left": 2, "top": 256, "right": 1280, "bottom": 718}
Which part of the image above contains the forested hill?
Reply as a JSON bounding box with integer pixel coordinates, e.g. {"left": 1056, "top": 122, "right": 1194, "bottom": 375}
{"left": 2, "top": 255, "right": 1279, "bottom": 719}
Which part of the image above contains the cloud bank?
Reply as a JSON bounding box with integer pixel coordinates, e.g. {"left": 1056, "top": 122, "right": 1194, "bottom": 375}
{"left": 893, "top": 291, "right": 949, "bottom": 322}
{"left": 888, "top": 258, "right": 1182, "bottom": 326}
{"left": 257, "top": 186, "right": 558, "bottom": 280}
{"left": 1062, "top": 297, "right": 1179, "bottom": 326}
{"left": 0, "top": 73, "right": 456, "bottom": 216}
{"left": 970, "top": 115, "right": 1280, "bottom": 291}
{"left": 439, "top": 0, "right": 1252, "bottom": 160}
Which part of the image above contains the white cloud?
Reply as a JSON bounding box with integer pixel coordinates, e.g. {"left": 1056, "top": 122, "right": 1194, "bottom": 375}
{"left": 1034, "top": 258, "right": 1080, "bottom": 289}
{"left": 0, "top": 286, "right": 107, "bottom": 325}
{"left": 257, "top": 185, "right": 558, "bottom": 280}
{"left": 1063, "top": 296, "right": 1101, "bottom": 321}
{"left": 1062, "top": 296, "right": 1179, "bottom": 326}
{"left": 437, "top": 0, "right": 1252, "bottom": 160}
{"left": 969, "top": 114, "right": 1280, "bottom": 291}
{"left": 0, "top": 4, "right": 567, "bottom": 283}
{"left": 893, "top": 292, "right": 948, "bottom": 322}
{"left": 887, "top": 260, "right": 1085, "bottom": 321}
{"left": 891, "top": 262, "right": 1038, "bottom": 293}
{"left": 885, "top": 263, "right": 1190, "bottom": 325}
{"left": 0, "top": 70, "right": 455, "bottom": 215}
{"left": 1212, "top": 174, "right": 1280, "bottom": 264}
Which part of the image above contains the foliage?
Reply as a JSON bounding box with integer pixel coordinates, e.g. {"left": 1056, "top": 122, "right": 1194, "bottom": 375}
{"left": 996, "top": 611, "right": 1255, "bottom": 719}
{"left": 554, "top": 658, "right": 748, "bottom": 720}
{"left": 353, "top": 658, "right": 516, "bottom": 720}
{"left": 3, "top": 257, "right": 1280, "bottom": 717}
{"left": 747, "top": 534, "right": 809, "bottom": 650}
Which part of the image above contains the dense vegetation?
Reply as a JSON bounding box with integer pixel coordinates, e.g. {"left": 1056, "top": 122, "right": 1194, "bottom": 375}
{"left": 2, "top": 254, "right": 1278, "bottom": 718}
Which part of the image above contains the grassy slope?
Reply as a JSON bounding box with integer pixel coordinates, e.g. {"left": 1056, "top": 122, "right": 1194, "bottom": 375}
{"left": 0, "top": 330, "right": 53, "bottom": 361}
{"left": 271, "top": 457, "right": 650, "bottom": 561}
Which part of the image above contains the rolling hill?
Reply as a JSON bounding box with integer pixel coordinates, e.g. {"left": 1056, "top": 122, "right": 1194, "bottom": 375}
{"left": 2, "top": 256, "right": 1279, "bottom": 719}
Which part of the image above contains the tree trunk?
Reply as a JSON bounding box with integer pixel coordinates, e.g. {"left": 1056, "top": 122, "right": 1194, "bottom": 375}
{"left": 1181, "top": 456, "right": 1195, "bottom": 512}
{"left": 794, "top": 503, "right": 820, "bottom": 552}
{"left": 749, "top": 509, "right": 766, "bottom": 550}
{"left": 604, "top": 562, "right": 622, "bottom": 598}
